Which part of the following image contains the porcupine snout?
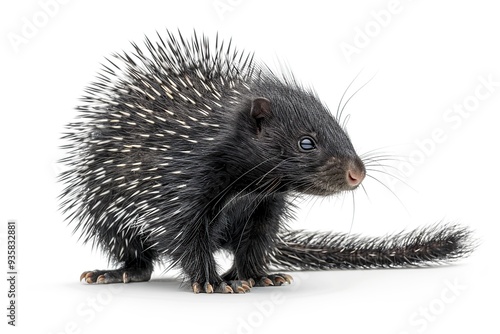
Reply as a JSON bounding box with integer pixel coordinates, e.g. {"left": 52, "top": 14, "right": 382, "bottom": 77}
{"left": 311, "top": 155, "right": 365, "bottom": 195}
{"left": 346, "top": 156, "right": 365, "bottom": 188}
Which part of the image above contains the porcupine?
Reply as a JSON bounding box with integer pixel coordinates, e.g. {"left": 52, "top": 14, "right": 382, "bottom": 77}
{"left": 59, "top": 30, "right": 474, "bottom": 293}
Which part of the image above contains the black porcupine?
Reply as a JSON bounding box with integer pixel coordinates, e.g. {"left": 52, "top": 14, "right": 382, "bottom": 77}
{"left": 59, "top": 30, "right": 474, "bottom": 293}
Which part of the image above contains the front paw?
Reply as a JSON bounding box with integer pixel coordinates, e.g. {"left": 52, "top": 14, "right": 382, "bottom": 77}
{"left": 191, "top": 280, "right": 252, "bottom": 294}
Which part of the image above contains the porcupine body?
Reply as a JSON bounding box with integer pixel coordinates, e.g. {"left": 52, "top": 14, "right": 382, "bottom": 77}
{"left": 59, "top": 30, "right": 474, "bottom": 293}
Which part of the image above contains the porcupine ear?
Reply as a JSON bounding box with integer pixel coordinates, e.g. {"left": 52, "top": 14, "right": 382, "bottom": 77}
{"left": 250, "top": 97, "right": 271, "bottom": 134}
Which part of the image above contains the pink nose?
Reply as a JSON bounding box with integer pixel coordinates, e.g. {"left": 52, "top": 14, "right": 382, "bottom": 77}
{"left": 346, "top": 168, "right": 365, "bottom": 187}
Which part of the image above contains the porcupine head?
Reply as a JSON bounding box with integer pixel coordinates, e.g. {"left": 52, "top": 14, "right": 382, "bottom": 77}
{"left": 225, "top": 73, "right": 366, "bottom": 196}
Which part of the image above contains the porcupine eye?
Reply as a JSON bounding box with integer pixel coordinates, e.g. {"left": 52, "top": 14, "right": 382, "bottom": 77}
{"left": 298, "top": 136, "right": 316, "bottom": 151}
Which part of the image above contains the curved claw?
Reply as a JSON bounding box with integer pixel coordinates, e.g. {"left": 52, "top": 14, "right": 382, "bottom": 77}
{"left": 227, "top": 280, "right": 252, "bottom": 293}
{"left": 282, "top": 274, "right": 293, "bottom": 284}
{"left": 215, "top": 282, "right": 234, "bottom": 294}
{"left": 204, "top": 282, "right": 214, "bottom": 294}
{"left": 192, "top": 281, "right": 217, "bottom": 294}
{"left": 80, "top": 268, "right": 151, "bottom": 284}
{"left": 248, "top": 278, "right": 255, "bottom": 288}
{"left": 192, "top": 280, "right": 252, "bottom": 294}
{"left": 269, "top": 273, "right": 293, "bottom": 286}
{"left": 250, "top": 273, "right": 293, "bottom": 287}
{"left": 274, "top": 276, "right": 286, "bottom": 285}
{"left": 240, "top": 281, "right": 251, "bottom": 292}
{"left": 192, "top": 282, "right": 202, "bottom": 294}
{"left": 81, "top": 271, "right": 97, "bottom": 284}
{"left": 258, "top": 277, "right": 274, "bottom": 286}
{"left": 80, "top": 271, "right": 90, "bottom": 282}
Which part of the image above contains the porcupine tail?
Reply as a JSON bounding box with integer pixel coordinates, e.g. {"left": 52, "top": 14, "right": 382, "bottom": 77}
{"left": 270, "top": 223, "right": 476, "bottom": 270}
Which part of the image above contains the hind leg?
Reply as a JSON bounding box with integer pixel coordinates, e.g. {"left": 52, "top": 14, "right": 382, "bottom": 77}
{"left": 80, "top": 258, "right": 153, "bottom": 284}
{"left": 81, "top": 233, "right": 157, "bottom": 284}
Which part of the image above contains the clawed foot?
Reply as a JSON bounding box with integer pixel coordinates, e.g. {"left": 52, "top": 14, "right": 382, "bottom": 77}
{"left": 191, "top": 273, "right": 293, "bottom": 294}
{"left": 252, "top": 273, "right": 293, "bottom": 287}
{"left": 191, "top": 280, "right": 252, "bottom": 294}
{"left": 80, "top": 268, "right": 151, "bottom": 284}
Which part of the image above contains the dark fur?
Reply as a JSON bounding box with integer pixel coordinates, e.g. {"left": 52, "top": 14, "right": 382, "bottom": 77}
{"left": 59, "top": 30, "right": 474, "bottom": 293}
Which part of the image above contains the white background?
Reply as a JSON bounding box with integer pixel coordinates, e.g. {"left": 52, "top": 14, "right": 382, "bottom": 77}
{"left": 1, "top": 0, "right": 499, "bottom": 333}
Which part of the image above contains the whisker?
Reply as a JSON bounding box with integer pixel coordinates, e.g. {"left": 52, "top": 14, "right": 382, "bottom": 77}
{"left": 342, "top": 114, "right": 351, "bottom": 128}
{"left": 366, "top": 167, "right": 416, "bottom": 193}
{"left": 348, "top": 191, "right": 356, "bottom": 236}
{"left": 359, "top": 145, "right": 407, "bottom": 159}
{"left": 360, "top": 183, "right": 370, "bottom": 200}
{"left": 339, "top": 71, "right": 377, "bottom": 128}
{"left": 365, "top": 174, "right": 410, "bottom": 216}
{"left": 336, "top": 68, "right": 363, "bottom": 121}
{"left": 363, "top": 155, "right": 407, "bottom": 164}
{"left": 364, "top": 163, "right": 407, "bottom": 173}
{"left": 362, "top": 151, "right": 405, "bottom": 160}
